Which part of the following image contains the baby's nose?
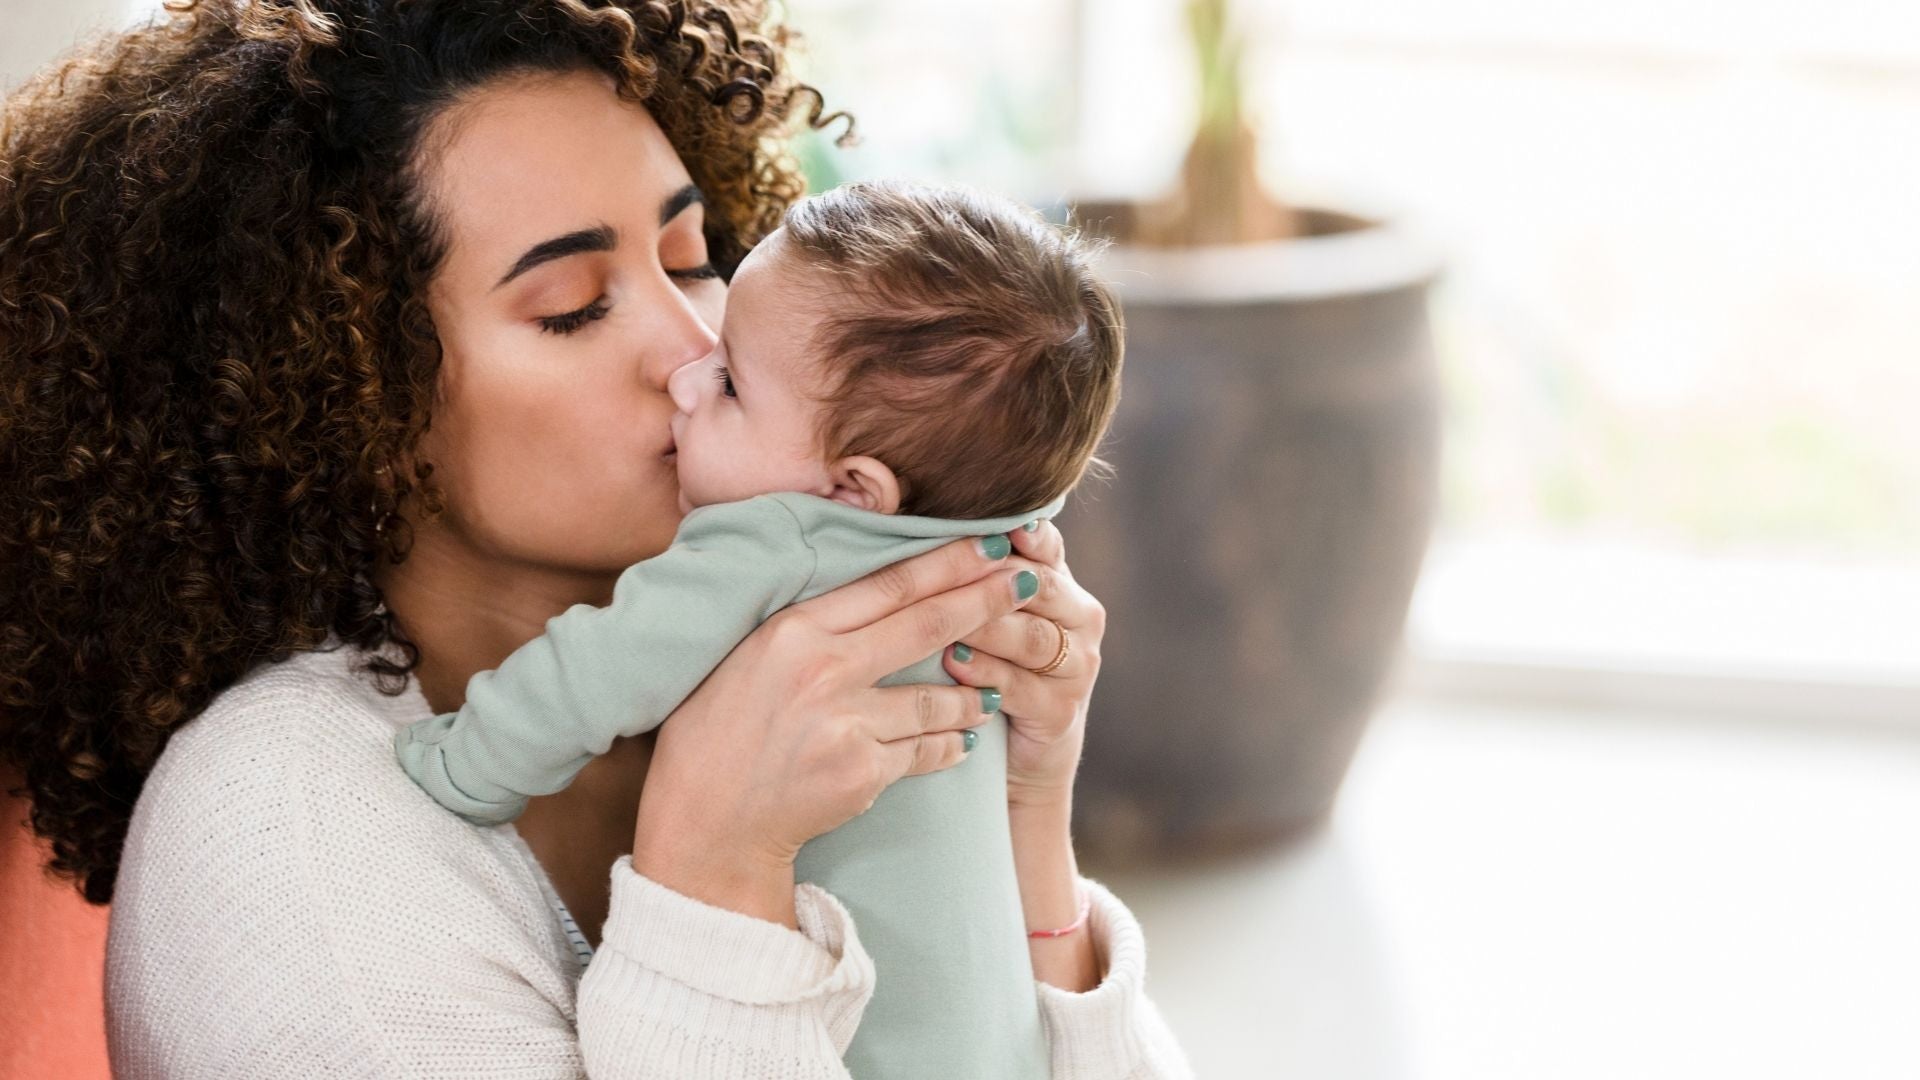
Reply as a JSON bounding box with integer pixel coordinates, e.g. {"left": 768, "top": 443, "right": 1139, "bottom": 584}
{"left": 667, "top": 356, "right": 705, "bottom": 415}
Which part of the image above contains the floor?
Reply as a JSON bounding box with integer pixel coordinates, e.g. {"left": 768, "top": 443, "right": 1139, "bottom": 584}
{"left": 1081, "top": 695, "right": 1920, "bottom": 1079}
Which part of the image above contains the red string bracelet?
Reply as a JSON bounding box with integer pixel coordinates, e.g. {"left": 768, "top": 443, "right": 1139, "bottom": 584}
{"left": 1027, "top": 889, "right": 1092, "bottom": 939}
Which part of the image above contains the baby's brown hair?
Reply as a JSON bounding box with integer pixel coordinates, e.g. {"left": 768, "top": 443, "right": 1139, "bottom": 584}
{"left": 780, "top": 180, "right": 1123, "bottom": 520}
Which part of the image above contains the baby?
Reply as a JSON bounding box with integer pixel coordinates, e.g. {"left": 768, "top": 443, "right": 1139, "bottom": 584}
{"left": 393, "top": 178, "right": 1122, "bottom": 1079}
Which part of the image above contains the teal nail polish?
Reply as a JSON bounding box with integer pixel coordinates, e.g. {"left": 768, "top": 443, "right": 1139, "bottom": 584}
{"left": 979, "top": 687, "right": 1002, "bottom": 713}
{"left": 1014, "top": 570, "right": 1039, "bottom": 601}
{"left": 962, "top": 728, "right": 978, "bottom": 753}
{"left": 1023, "top": 519, "right": 1040, "bottom": 533}
{"left": 952, "top": 643, "right": 973, "bottom": 662}
{"left": 979, "top": 534, "right": 1012, "bottom": 560}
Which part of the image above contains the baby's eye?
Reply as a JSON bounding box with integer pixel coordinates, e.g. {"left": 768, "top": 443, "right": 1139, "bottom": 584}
{"left": 713, "top": 365, "right": 736, "bottom": 399}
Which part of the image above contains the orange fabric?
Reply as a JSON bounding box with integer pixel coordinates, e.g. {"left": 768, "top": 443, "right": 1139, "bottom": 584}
{"left": 0, "top": 770, "right": 112, "bottom": 1080}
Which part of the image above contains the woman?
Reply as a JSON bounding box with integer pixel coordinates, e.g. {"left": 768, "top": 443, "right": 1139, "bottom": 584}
{"left": 0, "top": 2, "right": 1194, "bottom": 1076}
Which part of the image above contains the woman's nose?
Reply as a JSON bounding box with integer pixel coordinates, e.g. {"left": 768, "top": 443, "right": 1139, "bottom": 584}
{"left": 640, "top": 286, "right": 721, "bottom": 393}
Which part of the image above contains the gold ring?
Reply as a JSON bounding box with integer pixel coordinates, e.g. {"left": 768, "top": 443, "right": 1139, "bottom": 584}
{"left": 1028, "top": 618, "right": 1070, "bottom": 676}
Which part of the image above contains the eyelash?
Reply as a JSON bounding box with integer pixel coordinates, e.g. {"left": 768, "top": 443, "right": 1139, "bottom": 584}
{"left": 714, "top": 365, "right": 736, "bottom": 398}
{"left": 537, "top": 297, "right": 610, "bottom": 336}
{"left": 535, "top": 263, "right": 720, "bottom": 336}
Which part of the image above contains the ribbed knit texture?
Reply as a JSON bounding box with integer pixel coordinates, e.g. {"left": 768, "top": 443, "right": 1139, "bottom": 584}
{"left": 103, "top": 638, "right": 1197, "bottom": 1078}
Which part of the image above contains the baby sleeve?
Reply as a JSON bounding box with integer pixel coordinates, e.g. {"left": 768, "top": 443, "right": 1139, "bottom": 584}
{"left": 393, "top": 494, "right": 817, "bottom": 825}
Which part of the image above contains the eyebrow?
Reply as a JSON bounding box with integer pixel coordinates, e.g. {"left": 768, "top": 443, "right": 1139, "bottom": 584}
{"left": 492, "top": 184, "right": 706, "bottom": 290}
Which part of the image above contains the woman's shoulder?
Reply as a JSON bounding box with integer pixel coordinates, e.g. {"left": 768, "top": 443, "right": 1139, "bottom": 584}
{"left": 119, "top": 637, "right": 571, "bottom": 932}
{"left": 159, "top": 636, "right": 423, "bottom": 763}
{"left": 118, "top": 637, "right": 542, "bottom": 894}
{"left": 122, "top": 639, "right": 431, "bottom": 845}
{"left": 106, "top": 638, "right": 591, "bottom": 1072}
{"left": 117, "top": 639, "right": 477, "bottom": 897}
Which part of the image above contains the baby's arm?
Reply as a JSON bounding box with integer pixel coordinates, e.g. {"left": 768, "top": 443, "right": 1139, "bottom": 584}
{"left": 393, "top": 495, "right": 816, "bottom": 825}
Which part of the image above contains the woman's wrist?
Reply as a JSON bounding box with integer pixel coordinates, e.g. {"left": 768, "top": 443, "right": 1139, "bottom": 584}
{"left": 631, "top": 787, "right": 800, "bottom": 930}
{"left": 1009, "top": 796, "right": 1103, "bottom": 992}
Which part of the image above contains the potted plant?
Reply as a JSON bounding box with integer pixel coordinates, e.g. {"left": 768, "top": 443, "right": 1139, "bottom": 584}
{"left": 1059, "top": 0, "right": 1445, "bottom": 864}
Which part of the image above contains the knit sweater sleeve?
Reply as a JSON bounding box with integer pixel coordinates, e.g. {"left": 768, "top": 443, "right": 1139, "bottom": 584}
{"left": 578, "top": 855, "right": 876, "bottom": 1077}
{"left": 1037, "top": 877, "right": 1200, "bottom": 1080}
{"left": 586, "top": 857, "right": 1197, "bottom": 1080}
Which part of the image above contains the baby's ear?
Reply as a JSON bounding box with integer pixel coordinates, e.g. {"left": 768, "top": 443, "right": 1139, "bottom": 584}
{"left": 825, "top": 455, "right": 902, "bottom": 514}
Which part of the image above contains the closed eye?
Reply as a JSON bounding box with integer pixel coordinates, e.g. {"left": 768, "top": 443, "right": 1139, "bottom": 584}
{"left": 535, "top": 261, "right": 715, "bottom": 335}
{"left": 537, "top": 297, "right": 610, "bottom": 335}
{"left": 714, "top": 365, "right": 736, "bottom": 398}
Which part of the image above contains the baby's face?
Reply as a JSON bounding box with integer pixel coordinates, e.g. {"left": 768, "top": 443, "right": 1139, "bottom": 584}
{"left": 666, "top": 230, "right": 834, "bottom": 515}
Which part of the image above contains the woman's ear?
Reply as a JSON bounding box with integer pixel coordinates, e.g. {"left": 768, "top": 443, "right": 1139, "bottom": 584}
{"left": 823, "top": 455, "right": 901, "bottom": 514}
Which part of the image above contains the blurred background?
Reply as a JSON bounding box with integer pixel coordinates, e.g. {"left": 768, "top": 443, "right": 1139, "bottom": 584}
{"left": 775, "top": 3, "right": 1920, "bottom": 1076}
{"left": 776, "top": 3, "right": 1920, "bottom": 1077}
{"left": 6, "top": 1, "right": 1919, "bottom": 1077}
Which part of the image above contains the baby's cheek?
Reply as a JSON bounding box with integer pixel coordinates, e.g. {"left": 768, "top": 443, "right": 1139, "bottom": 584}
{"left": 680, "top": 434, "right": 741, "bottom": 504}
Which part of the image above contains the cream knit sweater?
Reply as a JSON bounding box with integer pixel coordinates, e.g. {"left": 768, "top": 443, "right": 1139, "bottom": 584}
{"left": 104, "top": 638, "right": 1197, "bottom": 1079}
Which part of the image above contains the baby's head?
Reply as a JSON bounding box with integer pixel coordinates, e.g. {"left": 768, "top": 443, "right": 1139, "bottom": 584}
{"left": 666, "top": 179, "right": 1122, "bottom": 520}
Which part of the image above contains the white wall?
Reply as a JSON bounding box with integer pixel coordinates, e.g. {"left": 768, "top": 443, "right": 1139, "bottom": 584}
{"left": 1, "top": 0, "right": 153, "bottom": 95}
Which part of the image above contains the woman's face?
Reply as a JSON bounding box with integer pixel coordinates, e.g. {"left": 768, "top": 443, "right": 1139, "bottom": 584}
{"left": 409, "top": 67, "right": 724, "bottom": 577}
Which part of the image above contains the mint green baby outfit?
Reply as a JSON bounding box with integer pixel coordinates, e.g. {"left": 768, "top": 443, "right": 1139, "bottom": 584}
{"left": 393, "top": 490, "right": 1066, "bottom": 1080}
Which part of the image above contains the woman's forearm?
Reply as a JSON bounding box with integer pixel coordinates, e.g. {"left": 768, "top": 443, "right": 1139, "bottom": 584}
{"left": 1010, "top": 797, "right": 1103, "bottom": 992}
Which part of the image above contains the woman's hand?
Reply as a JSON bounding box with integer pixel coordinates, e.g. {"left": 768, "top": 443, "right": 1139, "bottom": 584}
{"left": 939, "top": 519, "right": 1103, "bottom": 811}
{"left": 631, "top": 535, "right": 1041, "bottom": 929}
{"left": 940, "top": 517, "right": 1108, "bottom": 991}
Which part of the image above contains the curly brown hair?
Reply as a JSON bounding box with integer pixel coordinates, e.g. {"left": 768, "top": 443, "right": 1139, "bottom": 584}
{"left": 0, "top": 0, "right": 846, "bottom": 905}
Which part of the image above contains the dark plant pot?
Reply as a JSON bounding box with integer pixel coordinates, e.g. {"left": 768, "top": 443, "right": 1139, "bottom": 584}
{"left": 1058, "top": 205, "right": 1444, "bottom": 865}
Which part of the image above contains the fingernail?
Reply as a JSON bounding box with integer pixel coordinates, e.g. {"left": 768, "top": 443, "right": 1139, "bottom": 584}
{"left": 952, "top": 643, "right": 973, "bottom": 662}
{"left": 1014, "top": 570, "right": 1038, "bottom": 601}
{"left": 1023, "top": 519, "right": 1040, "bottom": 533}
{"left": 961, "top": 729, "right": 978, "bottom": 753}
{"left": 979, "top": 687, "right": 1001, "bottom": 713}
{"left": 979, "top": 534, "right": 1012, "bottom": 560}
